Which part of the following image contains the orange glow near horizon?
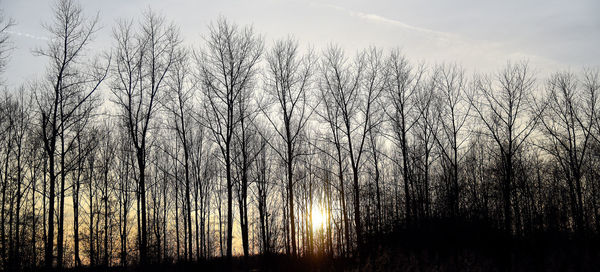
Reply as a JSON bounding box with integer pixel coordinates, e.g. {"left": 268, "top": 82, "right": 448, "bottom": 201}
{"left": 311, "top": 205, "right": 327, "bottom": 233}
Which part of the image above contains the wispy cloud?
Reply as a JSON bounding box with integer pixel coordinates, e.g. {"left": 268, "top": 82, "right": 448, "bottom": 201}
{"left": 307, "top": 1, "right": 564, "bottom": 74}
{"left": 311, "top": 2, "right": 456, "bottom": 41}
{"left": 7, "top": 30, "right": 49, "bottom": 41}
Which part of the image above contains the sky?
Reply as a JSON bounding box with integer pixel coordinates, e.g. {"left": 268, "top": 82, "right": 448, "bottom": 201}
{"left": 2, "top": 0, "right": 599, "bottom": 89}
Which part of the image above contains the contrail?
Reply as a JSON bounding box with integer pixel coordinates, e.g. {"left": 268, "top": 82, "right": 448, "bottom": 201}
{"left": 7, "top": 30, "right": 49, "bottom": 41}
{"left": 310, "top": 2, "right": 457, "bottom": 41}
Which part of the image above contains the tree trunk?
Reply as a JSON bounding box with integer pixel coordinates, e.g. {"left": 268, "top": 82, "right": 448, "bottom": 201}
{"left": 137, "top": 149, "right": 148, "bottom": 265}
{"left": 57, "top": 127, "right": 66, "bottom": 269}
{"left": 73, "top": 162, "right": 82, "bottom": 267}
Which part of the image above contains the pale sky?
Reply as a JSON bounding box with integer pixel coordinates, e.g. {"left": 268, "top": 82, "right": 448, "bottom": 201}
{"left": 2, "top": 0, "right": 599, "bottom": 88}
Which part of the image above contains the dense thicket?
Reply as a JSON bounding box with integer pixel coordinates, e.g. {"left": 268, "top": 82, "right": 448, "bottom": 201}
{"left": 0, "top": 0, "right": 599, "bottom": 270}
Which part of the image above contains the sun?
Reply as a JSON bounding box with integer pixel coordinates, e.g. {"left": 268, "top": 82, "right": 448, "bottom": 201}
{"left": 311, "top": 205, "right": 327, "bottom": 232}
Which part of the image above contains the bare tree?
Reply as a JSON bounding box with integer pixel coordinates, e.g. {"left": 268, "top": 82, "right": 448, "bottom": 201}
{"left": 253, "top": 136, "right": 272, "bottom": 255}
{"left": 384, "top": 50, "right": 423, "bottom": 225}
{"left": 0, "top": 13, "right": 13, "bottom": 267}
{"left": 362, "top": 48, "right": 388, "bottom": 234}
{"left": 165, "top": 47, "right": 195, "bottom": 261}
{"left": 115, "top": 123, "right": 134, "bottom": 266}
{"left": 315, "top": 47, "right": 353, "bottom": 256}
{"left": 197, "top": 17, "right": 263, "bottom": 260}
{"left": 470, "top": 62, "right": 538, "bottom": 233}
{"left": 84, "top": 127, "right": 100, "bottom": 266}
{"left": 0, "top": 9, "right": 14, "bottom": 75}
{"left": 584, "top": 70, "right": 600, "bottom": 142}
{"left": 34, "top": 0, "right": 106, "bottom": 268}
{"left": 317, "top": 45, "right": 385, "bottom": 254}
{"left": 0, "top": 90, "right": 31, "bottom": 269}
{"left": 261, "top": 37, "right": 314, "bottom": 256}
{"left": 0, "top": 93, "right": 14, "bottom": 268}
{"left": 10, "top": 90, "right": 32, "bottom": 270}
{"left": 412, "top": 73, "right": 438, "bottom": 220}
{"left": 232, "top": 86, "right": 261, "bottom": 258}
{"left": 97, "top": 123, "right": 115, "bottom": 266}
{"left": 71, "top": 109, "right": 100, "bottom": 268}
{"left": 537, "top": 71, "right": 596, "bottom": 231}
{"left": 109, "top": 10, "right": 180, "bottom": 265}
{"left": 431, "top": 64, "right": 471, "bottom": 218}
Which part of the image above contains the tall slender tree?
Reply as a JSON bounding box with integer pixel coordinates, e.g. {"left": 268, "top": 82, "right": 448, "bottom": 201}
{"left": 197, "top": 17, "right": 263, "bottom": 260}
{"left": 110, "top": 10, "right": 180, "bottom": 265}
{"left": 35, "top": 0, "right": 106, "bottom": 268}
{"left": 165, "top": 47, "right": 196, "bottom": 261}
{"left": 384, "top": 50, "right": 423, "bottom": 225}
{"left": 470, "top": 62, "right": 539, "bottom": 233}
{"left": 261, "top": 37, "right": 314, "bottom": 256}
{"left": 431, "top": 64, "right": 471, "bottom": 218}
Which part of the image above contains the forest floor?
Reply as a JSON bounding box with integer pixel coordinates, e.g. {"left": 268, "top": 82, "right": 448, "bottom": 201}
{"left": 63, "top": 243, "right": 599, "bottom": 272}
{"left": 63, "top": 223, "right": 600, "bottom": 271}
{"left": 63, "top": 238, "right": 599, "bottom": 272}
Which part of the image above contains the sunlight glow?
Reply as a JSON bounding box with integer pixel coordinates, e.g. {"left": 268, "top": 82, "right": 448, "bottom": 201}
{"left": 311, "top": 205, "right": 327, "bottom": 233}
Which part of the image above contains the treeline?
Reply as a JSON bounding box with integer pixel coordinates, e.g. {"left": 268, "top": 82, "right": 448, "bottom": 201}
{"left": 0, "top": 0, "right": 599, "bottom": 270}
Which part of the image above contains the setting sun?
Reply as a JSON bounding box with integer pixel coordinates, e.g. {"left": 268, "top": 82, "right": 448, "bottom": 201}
{"left": 311, "top": 205, "right": 327, "bottom": 232}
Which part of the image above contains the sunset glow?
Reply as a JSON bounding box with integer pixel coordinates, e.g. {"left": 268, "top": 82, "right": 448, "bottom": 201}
{"left": 312, "top": 205, "right": 327, "bottom": 233}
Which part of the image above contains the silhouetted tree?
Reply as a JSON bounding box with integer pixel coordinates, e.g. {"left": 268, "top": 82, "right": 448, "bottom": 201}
{"left": 197, "top": 17, "right": 263, "bottom": 260}
{"left": 34, "top": 0, "right": 106, "bottom": 268}
{"left": 384, "top": 50, "right": 423, "bottom": 225}
{"left": 431, "top": 64, "right": 471, "bottom": 218}
{"left": 470, "top": 62, "right": 539, "bottom": 233}
{"left": 261, "top": 37, "right": 314, "bottom": 257}
{"left": 110, "top": 9, "right": 180, "bottom": 265}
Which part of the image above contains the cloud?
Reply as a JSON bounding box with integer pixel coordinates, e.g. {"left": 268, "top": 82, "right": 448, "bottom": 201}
{"left": 7, "top": 30, "right": 49, "bottom": 41}
{"left": 311, "top": 2, "right": 456, "bottom": 42}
